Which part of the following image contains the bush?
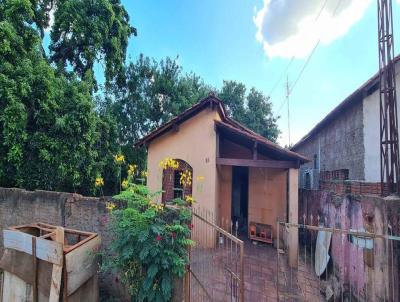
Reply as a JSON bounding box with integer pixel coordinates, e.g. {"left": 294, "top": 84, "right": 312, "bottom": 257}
{"left": 103, "top": 183, "right": 193, "bottom": 302}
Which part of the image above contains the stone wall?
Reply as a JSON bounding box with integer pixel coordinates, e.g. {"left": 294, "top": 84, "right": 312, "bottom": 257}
{"left": 293, "top": 100, "right": 365, "bottom": 181}
{"left": 299, "top": 189, "right": 400, "bottom": 301}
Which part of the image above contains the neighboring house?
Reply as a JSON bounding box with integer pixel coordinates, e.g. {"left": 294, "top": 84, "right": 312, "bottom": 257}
{"left": 292, "top": 57, "right": 400, "bottom": 194}
{"left": 136, "top": 94, "right": 309, "bottom": 239}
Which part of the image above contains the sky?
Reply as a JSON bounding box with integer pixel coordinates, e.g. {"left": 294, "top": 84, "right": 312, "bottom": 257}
{"left": 120, "top": 1, "right": 400, "bottom": 146}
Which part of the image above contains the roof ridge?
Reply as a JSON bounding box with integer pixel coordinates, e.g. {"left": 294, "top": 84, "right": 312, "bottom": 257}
{"left": 135, "top": 93, "right": 225, "bottom": 146}
{"left": 292, "top": 54, "right": 400, "bottom": 151}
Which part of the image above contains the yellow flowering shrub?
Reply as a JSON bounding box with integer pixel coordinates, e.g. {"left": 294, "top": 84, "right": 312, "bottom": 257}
{"left": 106, "top": 184, "right": 193, "bottom": 301}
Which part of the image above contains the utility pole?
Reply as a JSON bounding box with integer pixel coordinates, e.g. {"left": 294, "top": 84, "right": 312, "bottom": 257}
{"left": 286, "top": 76, "right": 291, "bottom": 147}
{"left": 377, "top": 0, "right": 399, "bottom": 195}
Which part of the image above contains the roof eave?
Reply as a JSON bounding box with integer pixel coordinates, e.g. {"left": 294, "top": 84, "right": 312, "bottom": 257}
{"left": 215, "top": 121, "right": 311, "bottom": 164}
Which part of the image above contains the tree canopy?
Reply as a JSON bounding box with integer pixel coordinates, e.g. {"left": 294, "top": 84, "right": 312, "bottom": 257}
{"left": 0, "top": 0, "right": 280, "bottom": 195}
{"left": 50, "top": 0, "right": 136, "bottom": 91}
{"left": 0, "top": 0, "right": 130, "bottom": 194}
{"left": 218, "top": 81, "right": 280, "bottom": 142}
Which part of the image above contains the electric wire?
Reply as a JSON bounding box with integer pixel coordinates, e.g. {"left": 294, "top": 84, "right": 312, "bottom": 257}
{"left": 276, "top": 0, "right": 344, "bottom": 115}
{"left": 267, "top": 0, "right": 330, "bottom": 99}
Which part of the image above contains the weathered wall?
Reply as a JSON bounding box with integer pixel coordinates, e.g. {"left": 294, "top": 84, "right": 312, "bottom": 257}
{"left": 0, "top": 187, "right": 129, "bottom": 300}
{"left": 363, "top": 68, "right": 400, "bottom": 182}
{"left": 248, "top": 167, "right": 287, "bottom": 238}
{"left": 299, "top": 189, "right": 400, "bottom": 301}
{"left": 293, "top": 101, "right": 365, "bottom": 181}
{"left": 147, "top": 108, "right": 221, "bottom": 214}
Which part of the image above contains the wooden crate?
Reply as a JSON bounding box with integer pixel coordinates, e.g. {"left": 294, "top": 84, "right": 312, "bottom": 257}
{"left": 249, "top": 221, "right": 273, "bottom": 244}
{"left": 0, "top": 223, "right": 100, "bottom": 302}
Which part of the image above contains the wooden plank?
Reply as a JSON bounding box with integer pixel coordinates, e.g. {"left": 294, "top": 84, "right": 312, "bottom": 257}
{"left": 0, "top": 270, "right": 3, "bottom": 301}
{"left": 49, "top": 227, "right": 64, "bottom": 302}
{"left": 48, "top": 265, "right": 63, "bottom": 302}
{"left": 32, "top": 237, "right": 38, "bottom": 302}
{"left": 55, "top": 227, "right": 64, "bottom": 246}
{"left": 68, "top": 275, "right": 99, "bottom": 302}
{"left": 2, "top": 271, "right": 32, "bottom": 302}
{"left": 66, "top": 236, "right": 100, "bottom": 296}
{"left": 216, "top": 157, "right": 296, "bottom": 169}
{"left": 3, "top": 230, "right": 63, "bottom": 265}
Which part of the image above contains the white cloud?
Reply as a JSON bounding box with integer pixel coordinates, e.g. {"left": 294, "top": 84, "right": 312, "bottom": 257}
{"left": 253, "top": 0, "right": 372, "bottom": 59}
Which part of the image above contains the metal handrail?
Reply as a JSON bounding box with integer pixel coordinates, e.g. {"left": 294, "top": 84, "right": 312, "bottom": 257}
{"left": 192, "top": 212, "right": 244, "bottom": 244}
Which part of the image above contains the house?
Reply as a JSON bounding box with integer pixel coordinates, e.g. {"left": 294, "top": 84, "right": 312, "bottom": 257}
{"left": 291, "top": 60, "right": 400, "bottom": 301}
{"left": 292, "top": 56, "right": 400, "bottom": 194}
{"left": 136, "top": 94, "right": 309, "bottom": 241}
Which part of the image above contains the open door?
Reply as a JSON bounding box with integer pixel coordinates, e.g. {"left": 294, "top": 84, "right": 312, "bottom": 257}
{"left": 231, "top": 166, "right": 249, "bottom": 234}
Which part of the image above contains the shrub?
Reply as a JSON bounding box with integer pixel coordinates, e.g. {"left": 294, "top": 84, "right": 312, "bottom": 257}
{"left": 103, "top": 183, "right": 193, "bottom": 302}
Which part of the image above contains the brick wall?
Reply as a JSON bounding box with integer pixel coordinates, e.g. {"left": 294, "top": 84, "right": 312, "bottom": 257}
{"left": 308, "top": 169, "right": 389, "bottom": 195}
{"left": 319, "top": 180, "right": 386, "bottom": 195}
{"left": 293, "top": 101, "right": 365, "bottom": 180}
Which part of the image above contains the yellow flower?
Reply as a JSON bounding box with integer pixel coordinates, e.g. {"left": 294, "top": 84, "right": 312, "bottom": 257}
{"left": 122, "top": 179, "right": 129, "bottom": 189}
{"left": 196, "top": 175, "right": 205, "bottom": 182}
{"left": 159, "top": 157, "right": 179, "bottom": 170}
{"left": 114, "top": 154, "right": 125, "bottom": 165}
{"left": 140, "top": 170, "right": 148, "bottom": 178}
{"left": 149, "top": 202, "right": 164, "bottom": 212}
{"left": 128, "top": 164, "right": 137, "bottom": 176}
{"left": 106, "top": 202, "right": 116, "bottom": 211}
{"left": 180, "top": 170, "right": 192, "bottom": 187}
{"left": 185, "top": 195, "right": 195, "bottom": 204}
{"left": 95, "top": 177, "right": 104, "bottom": 187}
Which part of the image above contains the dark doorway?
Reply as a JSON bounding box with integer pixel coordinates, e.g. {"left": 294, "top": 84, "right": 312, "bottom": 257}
{"left": 231, "top": 166, "right": 249, "bottom": 234}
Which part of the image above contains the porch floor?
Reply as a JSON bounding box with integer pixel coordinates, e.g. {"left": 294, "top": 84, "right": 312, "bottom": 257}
{"left": 243, "top": 239, "right": 323, "bottom": 301}
{"left": 190, "top": 237, "right": 324, "bottom": 301}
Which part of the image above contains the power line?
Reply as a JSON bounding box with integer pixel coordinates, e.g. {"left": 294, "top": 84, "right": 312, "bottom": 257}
{"left": 267, "top": 58, "right": 294, "bottom": 98}
{"left": 276, "top": 0, "right": 343, "bottom": 115}
{"left": 267, "top": 0, "right": 330, "bottom": 99}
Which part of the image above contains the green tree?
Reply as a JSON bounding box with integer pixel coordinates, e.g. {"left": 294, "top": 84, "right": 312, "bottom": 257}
{"left": 49, "top": 0, "right": 136, "bottom": 91}
{"left": 243, "top": 87, "right": 280, "bottom": 141}
{"left": 218, "top": 80, "right": 246, "bottom": 122}
{"left": 218, "top": 81, "right": 280, "bottom": 142}
{"left": 0, "top": 0, "right": 51, "bottom": 186}
{"left": 0, "top": 0, "right": 121, "bottom": 194}
{"left": 110, "top": 55, "right": 210, "bottom": 170}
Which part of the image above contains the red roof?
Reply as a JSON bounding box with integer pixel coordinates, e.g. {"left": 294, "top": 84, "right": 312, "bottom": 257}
{"left": 135, "top": 93, "right": 309, "bottom": 163}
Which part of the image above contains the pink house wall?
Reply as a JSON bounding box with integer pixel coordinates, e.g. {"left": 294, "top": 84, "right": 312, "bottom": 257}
{"left": 300, "top": 190, "right": 400, "bottom": 301}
